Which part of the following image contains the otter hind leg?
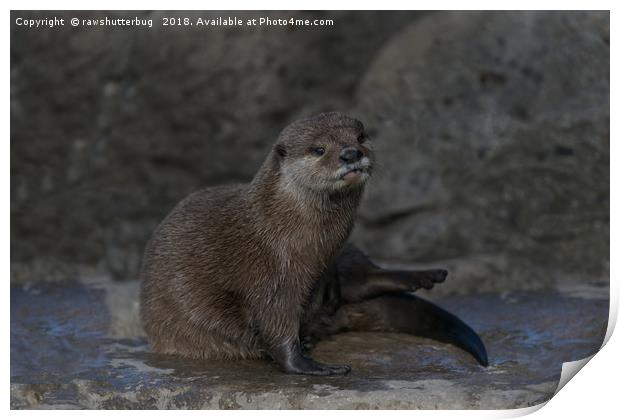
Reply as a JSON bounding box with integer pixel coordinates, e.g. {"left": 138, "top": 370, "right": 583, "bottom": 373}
{"left": 326, "top": 293, "right": 489, "bottom": 367}
{"left": 336, "top": 244, "right": 447, "bottom": 303}
{"left": 341, "top": 268, "right": 448, "bottom": 302}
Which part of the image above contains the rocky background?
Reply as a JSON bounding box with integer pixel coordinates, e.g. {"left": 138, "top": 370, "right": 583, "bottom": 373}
{"left": 11, "top": 11, "right": 609, "bottom": 293}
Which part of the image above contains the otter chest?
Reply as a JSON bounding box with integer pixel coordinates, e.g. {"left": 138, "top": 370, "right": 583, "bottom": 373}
{"left": 274, "top": 216, "right": 352, "bottom": 278}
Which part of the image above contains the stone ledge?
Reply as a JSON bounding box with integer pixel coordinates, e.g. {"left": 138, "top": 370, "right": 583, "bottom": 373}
{"left": 10, "top": 281, "right": 608, "bottom": 409}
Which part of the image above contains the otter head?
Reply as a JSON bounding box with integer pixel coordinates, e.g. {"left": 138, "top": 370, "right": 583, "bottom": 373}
{"left": 273, "top": 112, "right": 374, "bottom": 194}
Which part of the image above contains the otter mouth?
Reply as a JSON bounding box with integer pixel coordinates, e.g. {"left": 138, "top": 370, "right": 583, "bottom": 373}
{"left": 336, "top": 158, "right": 372, "bottom": 182}
{"left": 340, "top": 167, "right": 368, "bottom": 181}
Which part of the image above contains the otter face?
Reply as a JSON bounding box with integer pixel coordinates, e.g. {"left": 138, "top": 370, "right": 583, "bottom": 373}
{"left": 275, "top": 113, "right": 374, "bottom": 193}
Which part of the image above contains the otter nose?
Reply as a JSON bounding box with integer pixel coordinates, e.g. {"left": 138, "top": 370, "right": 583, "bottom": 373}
{"left": 339, "top": 147, "right": 363, "bottom": 164}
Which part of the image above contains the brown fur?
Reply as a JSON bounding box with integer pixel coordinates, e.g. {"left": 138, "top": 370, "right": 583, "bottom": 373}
{"left": 140, "top": 113, "right": 373, "bottom": 366}
{"left": 140, "top": 112, "right": 490, "bottom": 373}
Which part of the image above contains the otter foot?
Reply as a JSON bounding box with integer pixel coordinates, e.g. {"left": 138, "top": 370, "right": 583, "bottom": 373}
{"left": 382, "top": 268, "right": 448, "bottom": 291}
{"left": 341, "top": 268, "right": 449, "bottom": 302}
{"left": 411, "top": 269, "right": 448, "bottom": 290}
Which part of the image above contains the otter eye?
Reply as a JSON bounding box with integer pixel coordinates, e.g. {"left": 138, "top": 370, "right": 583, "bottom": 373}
{"left": 311, "top": 147, "right": 325, "bottom": 156}
{"left": 357, "top": 134, "right": 367, "bottom": 144}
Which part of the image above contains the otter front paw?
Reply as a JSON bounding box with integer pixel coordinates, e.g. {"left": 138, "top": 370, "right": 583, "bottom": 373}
{"left": 269, "top": 343, "right": 351, "bottom": 376}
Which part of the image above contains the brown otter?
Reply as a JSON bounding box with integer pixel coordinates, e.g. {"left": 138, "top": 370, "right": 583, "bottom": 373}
{"left": 140, "top": 112, "right": 487, "bottom": 375}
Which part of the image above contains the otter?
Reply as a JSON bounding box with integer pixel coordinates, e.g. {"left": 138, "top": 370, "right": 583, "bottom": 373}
{"left": 140, "top": 112, "right": 488, "bottom": 375}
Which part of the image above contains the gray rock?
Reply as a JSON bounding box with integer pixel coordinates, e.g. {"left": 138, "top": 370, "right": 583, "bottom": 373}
{"left": 10, "top": 280, "right": 608, "bottom": 409}
{"left": 351, "top": 11, "right": 609, "bottom": 290}
{"left": 10, "top": 11, "right": 609, "bottom": 294}
{"left": 10, "top": 10, "right": 418, "bottom": 281}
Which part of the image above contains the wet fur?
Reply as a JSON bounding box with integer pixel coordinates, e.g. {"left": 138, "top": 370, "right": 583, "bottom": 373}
{"left": 141, "top": 113, "right": 368, "bottom": 367}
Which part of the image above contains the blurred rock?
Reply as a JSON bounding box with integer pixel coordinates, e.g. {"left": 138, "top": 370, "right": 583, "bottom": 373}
{"left": 351, "top": 11, "right": 609, "bottom": 289}
{"left": 10, "top": 11, "right": 418, "bottom": 280}
{"left": 10, "top": 11, "right": 609, "bottom": 291}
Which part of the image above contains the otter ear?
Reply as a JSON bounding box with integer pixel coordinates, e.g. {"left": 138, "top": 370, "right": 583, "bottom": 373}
{"left": 275, "top": 144, "right": 287, "bottom": 159}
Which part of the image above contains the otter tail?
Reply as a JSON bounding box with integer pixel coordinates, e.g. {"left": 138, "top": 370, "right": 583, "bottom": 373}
{"left": 336, "top": 292, "right": 488, "bottom": 366}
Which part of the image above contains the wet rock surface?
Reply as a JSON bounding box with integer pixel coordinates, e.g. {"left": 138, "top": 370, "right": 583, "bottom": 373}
{"left": 11, "top": 281, "right": 608, "bottom": 409}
